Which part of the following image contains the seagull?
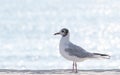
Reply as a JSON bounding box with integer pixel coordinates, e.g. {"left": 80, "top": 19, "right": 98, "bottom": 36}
{"left": 54, "top": 28, "right": 110, "bottom": 73}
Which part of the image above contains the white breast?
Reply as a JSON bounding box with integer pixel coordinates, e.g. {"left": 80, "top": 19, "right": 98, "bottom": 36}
{"left": 59, "top": 35, "right": 87, "bottom": 62}
{"left": 59, "top": 40, "right": 72, "bottom": 61}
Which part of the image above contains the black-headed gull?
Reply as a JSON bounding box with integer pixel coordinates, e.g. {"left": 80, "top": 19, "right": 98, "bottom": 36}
{"left": 54, "top": 28, "right": 110, "bottom": 73}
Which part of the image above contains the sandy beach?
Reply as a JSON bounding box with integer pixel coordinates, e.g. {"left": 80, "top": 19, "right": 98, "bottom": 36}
{"left": 0, "top": 69, "right": 120, "bottom": 75}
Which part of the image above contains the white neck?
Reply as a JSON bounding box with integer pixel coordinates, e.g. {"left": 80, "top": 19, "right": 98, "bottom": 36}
{"left": 60, "top": 33, "right": 70, "bottom": 46}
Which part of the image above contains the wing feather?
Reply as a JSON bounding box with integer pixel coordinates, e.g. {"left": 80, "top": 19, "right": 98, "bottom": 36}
{"left": 65, "top": 43, "right": 93, "bottom": 58}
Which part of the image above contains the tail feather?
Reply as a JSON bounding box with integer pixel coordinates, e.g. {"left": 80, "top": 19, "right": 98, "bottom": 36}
{"left": 93, "top": 53, "right": 110, "bottom": 59}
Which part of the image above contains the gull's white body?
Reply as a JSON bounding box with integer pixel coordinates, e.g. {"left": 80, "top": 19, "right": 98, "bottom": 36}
{"left": 59, "top": 33, "right": 86, "bottom": 62}
{"left": 55, "top": 28, "right": 109, "bottom": 73}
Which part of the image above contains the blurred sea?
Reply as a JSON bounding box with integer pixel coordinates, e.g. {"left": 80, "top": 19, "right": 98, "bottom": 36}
{"left": 0, "top": 0, "right": 120, "bottom": 70}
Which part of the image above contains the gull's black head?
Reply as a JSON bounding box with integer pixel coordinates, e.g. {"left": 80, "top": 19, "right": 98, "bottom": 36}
{"left": 54, "top": 28, "right": 69, "bottom": 37}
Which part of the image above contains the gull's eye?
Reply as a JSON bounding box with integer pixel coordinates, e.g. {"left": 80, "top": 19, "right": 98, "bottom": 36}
{"left": 61, "top": 30, "right": 64, "bottom": 33}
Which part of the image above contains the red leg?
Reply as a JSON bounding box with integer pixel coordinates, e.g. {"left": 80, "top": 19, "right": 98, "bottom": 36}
{"left": 75, "top": 62, "right": 78, "bottom": 73}
{"left": 72, "top": 61, "right": 75, "bottom": 72}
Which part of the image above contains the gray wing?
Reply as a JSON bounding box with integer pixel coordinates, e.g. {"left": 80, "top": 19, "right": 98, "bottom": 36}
{"left": 65, "top": 43, "right": 93, "bottom": 58}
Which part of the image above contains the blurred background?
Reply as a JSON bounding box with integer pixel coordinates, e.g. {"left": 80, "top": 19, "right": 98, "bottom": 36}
{"left": 0, "top": 0, "right": 120, "bottom": 70}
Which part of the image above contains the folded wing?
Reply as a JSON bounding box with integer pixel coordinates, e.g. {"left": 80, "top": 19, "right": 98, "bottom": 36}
{"left": 65, "top": 42, "right": 93, "bottom": 58}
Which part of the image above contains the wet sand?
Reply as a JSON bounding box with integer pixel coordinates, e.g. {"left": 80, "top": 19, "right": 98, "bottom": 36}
{"left": 0, "top": 69, "right": 120, "bottom": 75}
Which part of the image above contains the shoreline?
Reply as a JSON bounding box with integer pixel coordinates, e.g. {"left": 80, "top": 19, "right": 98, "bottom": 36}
{"left": 0, "top": 69, "right": 120, "bottom": 75}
